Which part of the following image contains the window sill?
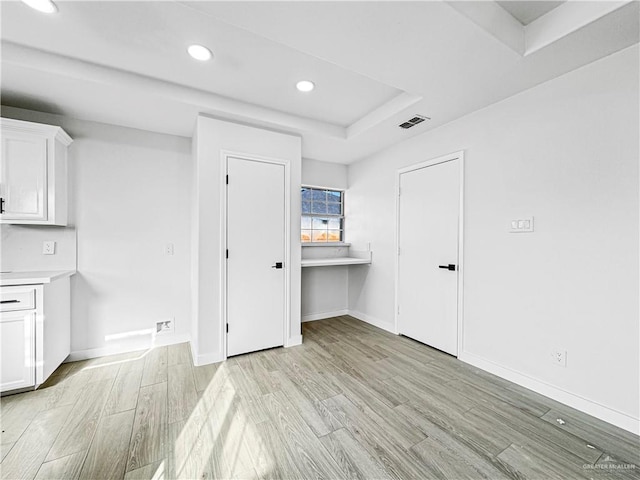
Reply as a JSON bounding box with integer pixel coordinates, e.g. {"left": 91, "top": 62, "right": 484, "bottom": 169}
{"left": 302, "top": 243, "right": 351, "bottom": 247}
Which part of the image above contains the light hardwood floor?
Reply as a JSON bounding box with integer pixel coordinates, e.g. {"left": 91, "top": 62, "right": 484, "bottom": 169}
{"left": 1, "top": 316, "right": 638, "bottom": 479}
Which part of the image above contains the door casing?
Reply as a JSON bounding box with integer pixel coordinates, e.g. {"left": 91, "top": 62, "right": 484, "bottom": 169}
{"left": 220, "top": 150, "right": 292, "bottom": 361}
{"left": 394, "top": 150, "right": 465, "bottom": 357}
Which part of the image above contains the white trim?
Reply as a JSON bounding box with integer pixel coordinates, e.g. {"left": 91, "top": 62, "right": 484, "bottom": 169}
{"left": 220, "top": 153, "right": 228, "bottom": 361}
{"left": 65, "top": 333, "right": 191, "bottom": 362}
{"left": 348, "top": 309, "right": 395, "bottom": 334}
{"left": 283, "top": 161, "right": 292, "bottom": 352}
{"left": 302, "top": 309, "right": 349, "bottom": 322}
{"left": 457, "top": 153, "right": 465, "bottom": 357}
{"left": 300, "top": 310, "right": 392, "bottom": 334}
{"left": 446, "top": 0, "right": 630, "bottom": 58}
{"left": 524, "top": 1, "right": 630, "bottom": 56}
{"left": 446, "top": 1, "right": 524, "bottom": 55}
{"left": 192, "top": 350, "right": 224, "bottom": 367}
{"left": 285, "top": 334, "right": 303, "bottom": 347}
{"left": 396, "top": 150, "right": 464, "bottom": 175}
{"left": 347, "top": 91, "right": 423, "bottom": 138}
{"left": 0, "top": 117, "right": 73, "bottom": 146}
{"left": 394, "top": 151, "right": 465, "bottom": 356}
{"left": 301, "top": 183, "right": 346, "bottom": 192}
{"left": 221, "top": 150, "right": 292, "bottom": 361}
{"left": 460, "top": 351, "right": 640, "bottom": 435}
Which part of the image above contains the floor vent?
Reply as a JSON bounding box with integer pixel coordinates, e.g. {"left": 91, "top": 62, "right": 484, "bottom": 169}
{"left": 399, "top": 115, "right": 430, "bottom": 129}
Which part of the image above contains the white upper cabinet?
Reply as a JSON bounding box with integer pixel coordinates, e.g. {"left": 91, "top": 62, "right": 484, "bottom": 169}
{"left": 0, "top": 118, "right": 73, "bottom": 225}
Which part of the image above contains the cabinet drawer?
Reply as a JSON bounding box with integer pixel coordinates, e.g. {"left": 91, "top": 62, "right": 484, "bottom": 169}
{"left": 0, "top": 287, "right": 36, "bottom": 312}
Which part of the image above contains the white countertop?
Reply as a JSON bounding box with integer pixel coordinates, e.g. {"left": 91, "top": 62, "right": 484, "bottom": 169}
{"left": 301, "top": 248, "right": 372, "bottom": 267}
{"left": 0, "top": 270, "right": 76, "bottom": 286}
{"left": 301, "top": 257, "right": 371, "bottom": 267}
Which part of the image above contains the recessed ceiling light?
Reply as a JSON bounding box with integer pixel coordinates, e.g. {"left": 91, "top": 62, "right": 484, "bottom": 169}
{"left": 188, "top": 44, "right": 213, "bottom": 62}
{"left": 21, "top": 0, "right": 57, "bottom": 13}
{"left": 296, "top": 80, "right": 315, "bottom": 93}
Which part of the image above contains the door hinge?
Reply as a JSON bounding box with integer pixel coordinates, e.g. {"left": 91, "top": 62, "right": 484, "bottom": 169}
{"left": 226, "top": 249, "right": 229, "bottom": 259}
{"left": 226, "top": 174, "right": 229, "bottom": 185}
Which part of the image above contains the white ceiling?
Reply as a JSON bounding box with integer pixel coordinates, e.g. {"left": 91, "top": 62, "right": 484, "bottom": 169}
{"left": 1, "top": 1, "right": 638, "bottom": 164}
{"left": 497, "top": 1, "right": 566, "bottom": 25}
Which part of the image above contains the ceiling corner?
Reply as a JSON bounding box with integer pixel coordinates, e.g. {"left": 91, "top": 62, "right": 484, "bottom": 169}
{"left": 446, "top": 1, "right": 525, "bottom": 56}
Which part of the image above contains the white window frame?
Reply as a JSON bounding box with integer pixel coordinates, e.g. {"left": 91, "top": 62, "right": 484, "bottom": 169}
{"left": 301, "top": 184, "right": 346, "bottom": 245}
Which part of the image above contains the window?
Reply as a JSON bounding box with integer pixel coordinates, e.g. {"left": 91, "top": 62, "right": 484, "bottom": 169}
{"left": 301, "top": 186, "right": 344, "bottom": 243}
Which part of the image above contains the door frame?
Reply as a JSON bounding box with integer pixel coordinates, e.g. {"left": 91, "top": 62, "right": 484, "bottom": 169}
{"left": 220, "top": 151, "right": 291, "bottom": 361}
{"left": 394, "top": 150, "right": 465, "bottom": 357}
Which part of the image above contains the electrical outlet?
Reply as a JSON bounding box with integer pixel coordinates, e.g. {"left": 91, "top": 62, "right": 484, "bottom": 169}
{"left": 42, "top": 241, "right": 56, "bottom": 255}
{"left": 156, "top": 319, "right": 174, "bottom": 335}
{"left": 165, "top": 243, "right": 174, "bottom": 255}
{"left": 509, "top": 217, "right": 534, "bottom": 233}
{"left": 551, "top": 349, "right": 567, "bottom": 367}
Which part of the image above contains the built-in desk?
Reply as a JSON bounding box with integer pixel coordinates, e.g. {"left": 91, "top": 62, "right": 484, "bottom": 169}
{"left": 301, "top": 244, "right": 372, "bottom": 267}
{"left": 300, "top": 244, "right": 370, "bottom": 322}
{"left": 301, "top": 251, "right": 372, "bottom": 267}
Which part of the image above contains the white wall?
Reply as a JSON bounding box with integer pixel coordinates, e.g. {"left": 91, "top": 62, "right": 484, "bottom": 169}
{"left": 347, "top": 46, "right": 639, "bottom": 433}
{"left": 192, "top": 115, "right": 302, "bottom": 365}
{"left": 302, "top": 158, "right": 347, "bottom": 189}
{"left": 1, "top": 224, "right": 76, "bottom": 272}
{"left": 1, "top": 106, "right": 192, "bottom": 358}
{"left": 301, "top": 158, "right": 349, "bottom": 321}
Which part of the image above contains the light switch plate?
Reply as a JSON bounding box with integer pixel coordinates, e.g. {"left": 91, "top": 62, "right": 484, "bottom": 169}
{"left": 509, "top": 217, "right": 534, "bottom": 233}
{"left": 43, "top": 241, "right": 56, "bottom": 255}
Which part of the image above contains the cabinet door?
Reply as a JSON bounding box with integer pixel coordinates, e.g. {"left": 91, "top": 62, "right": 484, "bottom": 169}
{"left": 0, "top": 131, "right": 48, "bottom": 221}
{"left": 0, "top": 310, "right": 35, "bottom": 392}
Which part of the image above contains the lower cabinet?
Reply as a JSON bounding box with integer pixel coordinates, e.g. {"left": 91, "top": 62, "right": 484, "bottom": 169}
{"left": 0, "top": 278, "right": 71, "bottom": 393}
{"left": 0, "top": 310, "right": 36, "bottom": 391}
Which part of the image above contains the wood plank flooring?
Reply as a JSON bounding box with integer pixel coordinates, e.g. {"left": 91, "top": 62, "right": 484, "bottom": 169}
{"left": 1, "top": 315, "right": 638, "bottom": 479}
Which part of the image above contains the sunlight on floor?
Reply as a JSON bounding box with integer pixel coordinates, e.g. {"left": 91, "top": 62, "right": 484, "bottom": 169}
{"left": 81, "top": 350, "right": 151, "bottom": 371}
{"left": 171, "top": 362, "right": 274, "bottom": 478}
{"left": 148, "top": 460, "right": 165, "bottom": 480}
{"left": 21, "top": 344, "right": 278, "bottom": 479}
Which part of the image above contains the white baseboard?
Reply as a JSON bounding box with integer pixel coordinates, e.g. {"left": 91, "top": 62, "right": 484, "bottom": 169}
{"left": 302, "top": 309, "right": 349, "bottom": 322}
{"left": 347, "top": 309, "right": 396, "bottom": 334}
{"left": 66, "top": 333, "right": 191, "bottom": 362}
{"left": 285, "top": 334, "right": 303, "bottom": 347}
{"left": 304, "top": 308, "right": 396, "bottom": 334}
{"left": 460, "top": 351, "right": 640, "bottom": 435}
{"left": 192, "top": 350, "right": 224, "bottom": 367}
{"left": 191, "top": 335, "right": 303, "bottom": 366}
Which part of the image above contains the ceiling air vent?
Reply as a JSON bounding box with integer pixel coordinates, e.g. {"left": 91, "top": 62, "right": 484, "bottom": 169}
{"left": 399, "top": 115, "right": 430, "bottom": 129}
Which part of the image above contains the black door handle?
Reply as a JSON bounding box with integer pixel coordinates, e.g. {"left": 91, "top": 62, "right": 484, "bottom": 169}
{"left": 0, "top": 300, "right": 20, "bottom": 304}
{"left": 438, "top": 264, "right": 456, "bottom": 271}
{"left": 0, "top": 197, "right": 4, "bottom": 214}
{"left": 272, "top": 262, "right": 283, "bottom": 269}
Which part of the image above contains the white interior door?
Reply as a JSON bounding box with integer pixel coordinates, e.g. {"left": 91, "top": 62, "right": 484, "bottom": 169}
{"left": 398, "top": 156, "right": 460, "bottom": 356}
{"left": 227, "top": 156, "right": 285, "bottom": 357}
